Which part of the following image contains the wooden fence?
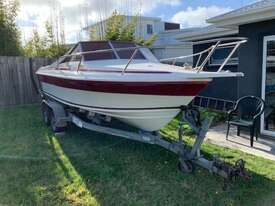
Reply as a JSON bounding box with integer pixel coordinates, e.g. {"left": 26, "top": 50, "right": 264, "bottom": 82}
{"left": 0, "top": 56, "right": 53, "bottom": 106}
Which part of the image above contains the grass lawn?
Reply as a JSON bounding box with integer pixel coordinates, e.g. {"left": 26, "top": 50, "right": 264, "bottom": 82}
{"left": 0, "top": 105, "right": 275, "bottom": 206}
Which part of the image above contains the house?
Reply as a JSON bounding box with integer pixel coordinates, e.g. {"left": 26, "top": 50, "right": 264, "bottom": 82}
{"left": 151, "top": 28, "right": 198, "bottom": 65}
{"left": 82, "top": 15, "right": 194, "bottom": 63}
{"left": 82, "top": 15, "right": 180, "bottom": 41}
{"left": 177, "top": 25, "right": 239, "bottom": 104}
{"left": 177, "top": 0, "right": 275, "bottom": 137}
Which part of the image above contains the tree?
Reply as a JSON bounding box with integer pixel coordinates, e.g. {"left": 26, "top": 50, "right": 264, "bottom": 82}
{"left": 24, "top": 21, "right": 67, "bottom": 58}
{"left": 0, "top": 0, "right": 22, "bottom": 56}
{"left": 24, "top": 29, "right": 48, "bottom": 57}
{"left": 138, "top": 33, "right": 157, "bottom": 47}
{"left": 119, "top": 16, "right": 137, "bottom": 42}
{"left": 104, "top": 10, "right": 123, "bottom": 41}
{"left": 91, "top": 11, "right": 157, "bottom": 47}
{"left": 45, "top": 21, "right": 67, "bottom": 58}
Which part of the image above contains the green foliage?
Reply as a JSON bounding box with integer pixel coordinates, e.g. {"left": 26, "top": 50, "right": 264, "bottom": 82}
{"left": 24, "top": 29, "right": 48, "bottom": 57}
{"left": 104, "top": 10, "right": 123, "bottom": 41}
{"left": 138, "top": 33, "right": 158, "bottom": 47}
{"left": 200, "top": 108, "right": 227, "bottom": 124}
{"left": 119, "top": 16, "right": 137, "bottom": 42}
{"left": 92, "top": 11, "right": 157, "bottom": 46}
{"left": 0, "top": 0, "right": 22, "bottom": 56}
{"left": 24, "top": 21, "right": 67, "bottom": 58}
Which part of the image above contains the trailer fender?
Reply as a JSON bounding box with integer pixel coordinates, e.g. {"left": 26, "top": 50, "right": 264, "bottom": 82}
{"left": 41, "top": 100, "right": 68, "bottom": 128}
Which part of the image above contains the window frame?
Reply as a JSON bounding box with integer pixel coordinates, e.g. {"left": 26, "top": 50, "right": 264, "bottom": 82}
{"left": 146, "top": 24, "right": 153, "bottom": 35}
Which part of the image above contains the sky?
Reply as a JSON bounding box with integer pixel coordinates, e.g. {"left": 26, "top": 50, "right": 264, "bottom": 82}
{"left": 17, "top": 0, "right": 258, "bottom": 44}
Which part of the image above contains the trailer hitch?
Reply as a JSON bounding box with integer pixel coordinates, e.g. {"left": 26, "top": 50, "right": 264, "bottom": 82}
{"left": 213, "top": 157, "right": 251, "bottom": 190}
{"left": 177, "top": 106, "right": 251, "bottom": 190}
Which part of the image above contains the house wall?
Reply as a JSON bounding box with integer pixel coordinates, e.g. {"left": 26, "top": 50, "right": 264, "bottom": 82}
{"left": 190, "top": 19, "right": 275, "bottom": 103}
{"left": 85, "top": 16, "right": 167, "bottom": 41}
{"left": 193, "top": 35, "right": 239, "bottom": 101}
{"left": 152, "top": 44, "right": 193, "bottom": 65}
{"left": 238, "top": 19, "right": 275, "bottom": 98}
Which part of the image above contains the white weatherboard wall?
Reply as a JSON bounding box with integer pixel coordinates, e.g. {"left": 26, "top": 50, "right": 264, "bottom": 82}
{"left": 84, "top": 16, "right": 164, "bottom": 41}
{"left": 151, "top": 44, "right": 193, "bottom": 65}
{"left": 152, "top": 29, "right": 195, "bottom": 64}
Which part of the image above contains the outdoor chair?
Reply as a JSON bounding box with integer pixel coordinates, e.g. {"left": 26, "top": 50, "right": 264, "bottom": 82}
{"left": 226, "top": 96, "right": 265, "bottom": 147}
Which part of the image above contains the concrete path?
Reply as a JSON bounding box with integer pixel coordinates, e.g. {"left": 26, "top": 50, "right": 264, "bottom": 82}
{"left": 206, "top": 124, "right": 275, "bottom": 161}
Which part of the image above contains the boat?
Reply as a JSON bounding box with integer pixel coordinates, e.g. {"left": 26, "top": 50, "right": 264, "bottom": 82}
{"left": 36, "top": 38, "right": 246, "bottom": 131}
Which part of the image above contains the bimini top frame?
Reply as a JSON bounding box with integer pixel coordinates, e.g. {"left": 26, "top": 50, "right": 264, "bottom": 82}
{"left": 160, "top": 37, "right": 247, "bottom": 73}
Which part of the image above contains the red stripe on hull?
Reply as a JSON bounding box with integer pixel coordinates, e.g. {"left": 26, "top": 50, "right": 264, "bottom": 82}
{"left": 38, "top": 74, "right": 209, "bottom": 96}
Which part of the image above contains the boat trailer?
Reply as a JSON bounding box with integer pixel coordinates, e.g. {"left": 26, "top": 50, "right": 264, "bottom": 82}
{"left": 41, "top": 99, "right": 250, "bottom": 189}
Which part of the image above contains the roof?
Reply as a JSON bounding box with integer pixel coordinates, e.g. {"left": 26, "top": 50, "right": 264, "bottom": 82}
{"left": 176, "top": 25, "right": 238, "bottom": 41}
{"left": 152, "top": 28, "right": 199, "bottom": 46}
{"left": 207, "top": 0, "right": 275, "bottom": 28}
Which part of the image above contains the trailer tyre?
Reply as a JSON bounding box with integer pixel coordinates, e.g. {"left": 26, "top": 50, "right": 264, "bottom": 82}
{"left": 41, "top": 103, "right": 50, "bottom": 126}
{"left": 49, "top": 110, "right": 66, "bottom": 133}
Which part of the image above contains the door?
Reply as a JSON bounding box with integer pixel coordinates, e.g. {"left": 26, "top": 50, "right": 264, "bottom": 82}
{"left": 261, "top": 35, "right": 275, "bottom": 137}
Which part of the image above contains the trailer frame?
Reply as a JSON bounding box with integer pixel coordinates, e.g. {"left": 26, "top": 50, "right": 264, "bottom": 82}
{"left": 41, "top": 97, "right": 250, "bottom": 189}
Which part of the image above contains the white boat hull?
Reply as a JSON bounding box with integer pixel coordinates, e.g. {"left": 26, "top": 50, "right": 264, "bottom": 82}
{"left": 42, "top": 82, "right": 193, "bottom": 131}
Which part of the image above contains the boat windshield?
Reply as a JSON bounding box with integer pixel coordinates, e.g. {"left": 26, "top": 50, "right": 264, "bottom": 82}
{"left": 56, "top": 41, "right": 149, "bottom": 71}
{"left": 81, "top": 41, "right": 116, "bottom": 61}
{"left": 80, "top": 41, "right": 145, "bottom": 61}
{"left": 110, "top": 41, "right": 145, "bottom": 60}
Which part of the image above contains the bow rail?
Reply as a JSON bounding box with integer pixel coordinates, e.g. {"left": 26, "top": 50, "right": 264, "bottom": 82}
{"left": 160, "top": 37, "right": 247, "bottom": 73}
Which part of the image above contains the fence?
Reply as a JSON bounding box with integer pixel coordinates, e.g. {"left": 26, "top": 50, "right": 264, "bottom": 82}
{"left": 0, "top": 56, "right": 53, "bottom": 106}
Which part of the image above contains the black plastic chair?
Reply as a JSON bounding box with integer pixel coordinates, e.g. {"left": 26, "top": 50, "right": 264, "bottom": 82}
{"left": 226, "top": 96, "right": 265, "bottom": 147}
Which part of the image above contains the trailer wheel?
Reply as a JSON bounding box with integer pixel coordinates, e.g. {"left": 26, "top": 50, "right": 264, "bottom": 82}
{"left": 178, "top": 160, "right": 194, "bottom": 173}
{"left": 41, "top": 103, "right": 50, "bottom": 126}
{"left": 49, "top": 110, "right": 66, "bottom": 133}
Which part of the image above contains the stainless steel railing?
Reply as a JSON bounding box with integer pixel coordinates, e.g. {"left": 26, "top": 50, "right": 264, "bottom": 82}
{"left": 160, "top": 37, "right": 247, "bottom": 73}
{"left": 55, "top": 43, "right": 146, "bottom": 73}
{"left": 54, "top": 37, "right": 247, "bottom": 74}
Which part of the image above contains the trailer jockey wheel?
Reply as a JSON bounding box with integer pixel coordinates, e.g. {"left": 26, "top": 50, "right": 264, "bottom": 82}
{"left": 41, "top": 103, "right": 50, "bottom": 126}
{"left": 178, "top": 160, "right": 194, "bottom": 173}
{"left": 49, "top": 110, "right": 66, "bottom": 133}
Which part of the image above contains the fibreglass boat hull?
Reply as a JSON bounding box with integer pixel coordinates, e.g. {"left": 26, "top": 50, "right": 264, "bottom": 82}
{"left": 39, "top": 76, "right": 209, "bottom": 131}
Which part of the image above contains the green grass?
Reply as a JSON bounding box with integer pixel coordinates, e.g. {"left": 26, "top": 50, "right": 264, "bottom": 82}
{"left": 0, "top": 105, "right": 275, "bottom": 206}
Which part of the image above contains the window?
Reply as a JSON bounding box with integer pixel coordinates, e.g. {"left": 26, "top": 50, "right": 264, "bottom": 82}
{"left": 147, "top": 24, "right": 153, "bottom": 34}
{"left": 60, "top": 44, "right": 81, "bottom": 64}
{"left": 209, "top": 46, "right": 239, "bottom": 66}
{"left": 81, "top": 41, "right": 116, "bottom": 61}
{"left": 111, "top": 41, "right": 146, "bottom": 59}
